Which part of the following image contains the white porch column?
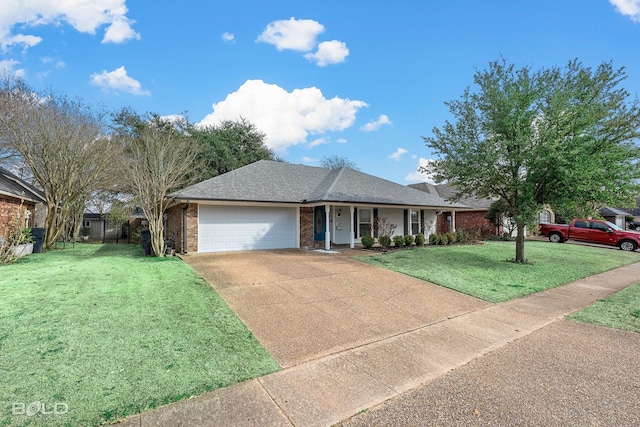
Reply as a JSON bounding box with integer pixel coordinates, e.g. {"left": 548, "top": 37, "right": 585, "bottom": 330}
{"left": 349, "top": 205, "right": 355, "bottom": 248}
{"left": 451, "top": 210, "right": 456, "bottom": 232}
{"left": 325, "top": 204, "right": 331, "bottom": 251}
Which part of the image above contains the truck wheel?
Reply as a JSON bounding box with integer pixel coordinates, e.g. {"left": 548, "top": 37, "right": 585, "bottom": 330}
{"left": 548, "top": 232, "right": 564, "bottom": 243}
{"left": 618, "top": 240, "right": 637, "bottom": 251}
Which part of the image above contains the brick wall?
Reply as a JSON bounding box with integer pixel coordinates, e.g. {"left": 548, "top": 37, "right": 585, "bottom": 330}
{"left": 0, "top": 197, "right": 36, "bottom": 242}
{"left": 437, "top": 210, "right": 497, "bottom": 236}
{"left": 165, "top": 203, "right": 198, "bottom": 253}
{"left": 300, "top": 207, "right": 313, "bottom": 248}
{"left": 186, "top": 203, "right": 198, "bottom": 252}
{"left": 165, "top": 204, "right": 184, "bottom": 252}
{"left": 456, "top": 211, "right": 497, "bottom": 236}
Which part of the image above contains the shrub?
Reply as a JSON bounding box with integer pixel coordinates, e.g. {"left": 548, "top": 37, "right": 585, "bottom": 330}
{"left": 361, "top": 234, "right": 374, "bottom": 249}
{"left": 429, "top": 233, "right": 438, "bottom": 245}
{"left": 404, "top": 234, "right": 415, "bottom": 246}
{"left": 22, "top": 228, "right": 34, "bottom": 243}
{"left": 393, "top": 235, "right": 405, "bottom": 248}
{"left": 455, "top": 229, "right": 466, "bottom": 243}
{"left": 379, "top": 235, "right": 392, "bottom": 249}
{"left": 446, "top": 231, "right": 457, "bottom": 244}
{"left": 414, "top": 233, "right": 425, "bottom": 246}
{"left": 439, "top": 233, "right": 449, "bottom": 245}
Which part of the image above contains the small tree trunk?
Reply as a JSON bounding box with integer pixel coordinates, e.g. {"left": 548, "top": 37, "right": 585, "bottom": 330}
{"left": 44, "top": 202, "right": 62, "bottom": 249}
{"left": 515, "top": 221, "right": 526, "bottom": 263}
{"left": 148, "top": 215, "right": 165, "bottom": 257}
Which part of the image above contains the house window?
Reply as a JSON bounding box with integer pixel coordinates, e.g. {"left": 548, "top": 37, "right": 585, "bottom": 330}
{"left": 538, "top": 210, "right": 552, "bottom": 224}
{"left": 411, "top": 210, "right": 420, "bottom": 235}
{"left": 83, "top": 221, "right": 90, "bottom": 227}
{"left": 359, "top": 209, "right": 372, "bottom": 238}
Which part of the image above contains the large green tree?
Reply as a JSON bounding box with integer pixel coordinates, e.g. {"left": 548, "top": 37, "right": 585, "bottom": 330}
{"left": 423, "top": 59, "right": 640, "bottom": 263}
{"left": 190, "top": 117, "right": 277, "bottom": 179}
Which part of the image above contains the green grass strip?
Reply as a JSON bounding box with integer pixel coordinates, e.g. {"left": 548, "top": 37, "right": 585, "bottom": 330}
{"left": 354, "top": 241, "right": 639, "bottom": 303}
{"left": 0, "top": 244, "right": 280, "bottom": 426}
{"left": 569, "top": 283, "right": 640, "bottom": 333}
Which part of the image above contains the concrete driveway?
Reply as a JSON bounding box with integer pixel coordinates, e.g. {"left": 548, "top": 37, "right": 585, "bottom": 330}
{"left": 184, "top": 249, "right": 490, "bottom": 368}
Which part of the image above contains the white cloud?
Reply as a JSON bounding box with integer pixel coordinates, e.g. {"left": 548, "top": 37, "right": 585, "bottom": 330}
{"left": 360, "top": 114, "right": 392, "bottom": 132}
{"left": 41, "top": 56, "right": 65, "bottom": 68}
{"left": 404, "top": 158, "right": 438, "bottom": 183}
{"left": 309, "top": 137, "right": 329, "bottom": 148}
{"left": 221, "top": 32, "right": 235, "bottom": 42}
{"left": 337, "top": 138, "right": 348, "bottom": 144}
{"left": 257, "top": 17, "right": 324, "bottom": 51}
{"left": 0, "top": 0, "right": 140, "bottom": 50}
{"left": 301, "top": 156, "right": 318, "bottom": 164}
{"left": 159, "top": 114, "right": 185, "bottom": 124}
{"left": 102, "top": 17, "right": 140, "bottom": 44}
{"left": 89, "top": 66, "right": 150, "bottom": 96}
{"left": 198, "top": 79, "right": 368, "bottom": 152}
{"left": 0, "top": 59, "right": 25, "bottom": 77}
{"left": 304, "top": 40, "right": 349, "bottom": 66}
{"left": 389, "top": 147, "right": 408, "bottom": 161}
{"left": 610, "top": 0, "right": 640, "bottom": 21}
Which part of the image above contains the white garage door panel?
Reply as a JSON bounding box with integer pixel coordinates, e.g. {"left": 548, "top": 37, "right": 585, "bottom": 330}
{"left": 199, "top": 205, "right": 297, "bottom": 253}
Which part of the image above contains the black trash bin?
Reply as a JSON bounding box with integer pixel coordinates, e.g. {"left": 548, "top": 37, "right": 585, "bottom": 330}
{"left": 31, "top": 227, "right": 46, "bottom": 253}
{"left": 140, "top": 229, "right": 153, "bottom": 256}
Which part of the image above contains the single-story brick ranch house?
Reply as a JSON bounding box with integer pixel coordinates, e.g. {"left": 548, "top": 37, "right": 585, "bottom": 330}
{"left": 165, "top": 160, "right": 468, "bottom": 253}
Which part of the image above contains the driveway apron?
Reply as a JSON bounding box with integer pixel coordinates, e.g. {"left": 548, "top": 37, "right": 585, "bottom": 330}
{"left": 183, "top": 249, "right": 490, "bottom": 368}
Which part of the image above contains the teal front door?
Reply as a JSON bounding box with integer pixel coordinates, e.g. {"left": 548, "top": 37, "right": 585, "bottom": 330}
{"left": 314, "top": 206, "right": 326, "bottom": 241}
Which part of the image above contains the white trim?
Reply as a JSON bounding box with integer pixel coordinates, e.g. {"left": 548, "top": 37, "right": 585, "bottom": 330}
{"left": 350, "top": 206, "right": 355, "bottom": 248}
{"left": 296, "top": 207, "right": 301, "bottom": 248}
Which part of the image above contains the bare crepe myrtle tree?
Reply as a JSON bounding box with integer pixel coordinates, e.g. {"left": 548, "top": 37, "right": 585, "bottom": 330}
{"left": 117, "top": 113, "right": 201, "bottom": 257}
{"left": 0, "top": 76, "right": 119, "bottom": 248}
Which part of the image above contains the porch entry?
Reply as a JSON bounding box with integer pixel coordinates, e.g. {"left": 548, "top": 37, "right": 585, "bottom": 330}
{"left": 313, "top": 206, "right": 326, "bottom": 241}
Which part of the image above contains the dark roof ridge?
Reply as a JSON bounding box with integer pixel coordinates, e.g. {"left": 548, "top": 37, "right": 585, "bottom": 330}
{"left": 319, "top": 167, "right": 346, "bottom": 201}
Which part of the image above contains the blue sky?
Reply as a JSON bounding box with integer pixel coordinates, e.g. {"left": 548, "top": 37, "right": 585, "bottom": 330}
{"left": 1, "top": 0, "right": 639, "bottom": 184}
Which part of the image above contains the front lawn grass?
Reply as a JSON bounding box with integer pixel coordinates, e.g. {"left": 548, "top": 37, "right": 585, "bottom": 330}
{"left": 354, "top": 241, "right": 639, "bottom": 303}
{"left": 0, "top": 244, "right": 280, "bottom": 427}
{"left": 568, "top": 283, "right": 640, "bottom": 332}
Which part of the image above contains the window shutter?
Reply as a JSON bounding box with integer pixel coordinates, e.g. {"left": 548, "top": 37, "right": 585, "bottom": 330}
{"left": 373, "top": 208, "right": 379, "bottom": 238}
{"left": 403, "top": 209, "right": 409, "bottom": 235}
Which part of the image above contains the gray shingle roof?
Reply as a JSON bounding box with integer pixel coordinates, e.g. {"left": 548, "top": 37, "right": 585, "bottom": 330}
{"left": 0, "top": 167, "right": 45, "bottom": 203}
{"left": 408, "top": 182, "right": 495, "bottom": 210}
{"left": 172, "top": 160, "right": 467, "bottom": 209}
{"left": 600, "top": 206, "right": 631, "bottom": 217}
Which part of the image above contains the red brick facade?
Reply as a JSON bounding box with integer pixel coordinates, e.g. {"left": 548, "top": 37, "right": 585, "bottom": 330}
{"left": 165, "top": 202, "right": 198, "bottom": 253}
{"left": 1, "top": 197, "right": 36, "bottom": 242}
{"left": 300, "top": 207, "right": 314, "bottom": 248}
{"left": 436, "top": 210, "right": 498, "bottom": 236}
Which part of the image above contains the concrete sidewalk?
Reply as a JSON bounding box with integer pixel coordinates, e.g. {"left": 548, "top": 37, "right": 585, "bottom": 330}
{"left": 116, "top": 261, "right": 640, "bottom": 427}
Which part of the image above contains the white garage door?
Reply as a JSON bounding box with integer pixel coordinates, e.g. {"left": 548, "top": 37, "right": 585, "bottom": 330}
{"left": 199, "top": 205, "right": 297, "bottom": 253}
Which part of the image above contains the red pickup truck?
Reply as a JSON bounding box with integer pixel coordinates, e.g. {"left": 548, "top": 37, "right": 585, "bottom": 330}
{"left": 538, "top": 219, "right": 640, "bottom": 251}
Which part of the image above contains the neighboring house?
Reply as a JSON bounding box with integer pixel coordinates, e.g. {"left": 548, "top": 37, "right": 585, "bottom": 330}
{"left": 409, "top": 182, "right": 498, "bottom": 236}
{"left": 410, "top": 182, "right": 556, "bottom": 237}
{"left": 0, "top": 167, "right": 46, "bottom": 241}
{"left": 616, "top": 197, "right": 640, "bottom": 220}
{"left": 82, "top": 212, "right": 131, "bottom": 242}
{"left": 600, "top": 206, "right": 630, "bottom": 229}
{"left": 166, "top": 160, "right": 468, "bottom": 253}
